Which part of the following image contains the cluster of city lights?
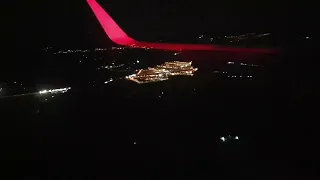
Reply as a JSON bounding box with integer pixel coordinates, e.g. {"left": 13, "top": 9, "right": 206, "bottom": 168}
{"left": 52, "top": 47, "right": 127, "bottom": 54}
{"left": 202, "top": 33, "right": 271, "bottom": 43}
{"left": 126, "top": 61, "right": 198, "bottom": 84}
{"left": 96, "top": 47, "right": 126, "bottom": 51}
{"left": 104, "top": 78, "right": 114, "bottom": 84}
{"left": 227, "top": 75, "right": 253, "bottom": 78}
{"left": 130, "top": 44, "right": 153, "bottom": 50}
{"left": 223, "top": 33, "right": 270, "bottom": 40}
{"left": 228, "top": 61, "right": 261, "bottom": 67}
{"left": 111, "top": 47, "right": 126, "bottom": 50}
{"left": 103, "top": 64, "right": 124, "bottom": 69}
{"left": 54, "top": 49, "right": 90, "bottom": 54}
{"left": 199, "top": 33, "right": 270, "bottom": 39}
{"left": 39, "top": 87, "right": 71, "bottom": 95}
{"left": 220, "top": 135, "right": 239, "bottom": 142}
{"left": 95, "top": 48, "right": 108, "bottom": 51}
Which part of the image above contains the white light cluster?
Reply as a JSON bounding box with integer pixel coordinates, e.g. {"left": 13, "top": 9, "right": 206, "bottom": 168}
{"left": 95, "top": 48, "right": 108, "bottom": 51}
{"left": 111, "top": 47, "right": 125, "bottom": 50}
{"left": 220, "top": 135, "right": 239, "bottom": 142}
{"left": 104, "top": 64, "right": 124, "bottom": 69}
{"left": 104, "top": 78, "right": 114, "bottom": 84}
{"left": 125, "top": 61, "right": 197, "bottom": 84}
{"left": 54, "top": 49, "right": 90, "bottom": 54}
{"left": 39, "top": 87, "right": 71, "bottom": 95}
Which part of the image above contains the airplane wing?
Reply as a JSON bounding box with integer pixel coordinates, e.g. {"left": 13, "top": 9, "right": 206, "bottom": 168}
{"left": 87, "top": 0, "right": 278, "bottom": 54}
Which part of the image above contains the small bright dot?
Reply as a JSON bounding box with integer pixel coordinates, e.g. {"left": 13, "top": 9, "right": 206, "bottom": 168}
{"left": 136, "top": 60, "right": 140, "bottom": 63}
{"left": 220, "top": 137, "right": 226, "bottom": 142}
{"left": 235, "top": 136, "right": 239, "bottom": 140}
{"left": 133, "top": 142, "right": 137, "bottom": 145}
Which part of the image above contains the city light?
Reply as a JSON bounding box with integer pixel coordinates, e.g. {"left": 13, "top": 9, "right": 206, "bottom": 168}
{"left": 54, "top": 49, "right": 90, "bottom": 54}
{"left": 104, "top": 78, "right": 114, "bottom": 84}
{"left": 126, "top": 61, "right": 198, "bottom": 84}
{"left": 104, "top": 64, "right": 124, "bottom": 69}
{"left": 39, "top": 87, "right": 71, "bottom": 95}
{"left": 220, "top": 135, "right": 239, "bottom": 142}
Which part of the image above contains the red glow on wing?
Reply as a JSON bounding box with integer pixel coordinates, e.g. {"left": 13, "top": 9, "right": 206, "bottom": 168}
{"left": 87, "top": 0, "right": 278, "bottom": 54}
{"left": 87, "top": 0, "right": 136, "bottom": 45}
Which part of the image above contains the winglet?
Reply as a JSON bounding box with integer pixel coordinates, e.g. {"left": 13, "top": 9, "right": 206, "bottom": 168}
{"left": 87, "top": 0, "right": 136, "bottom": 45}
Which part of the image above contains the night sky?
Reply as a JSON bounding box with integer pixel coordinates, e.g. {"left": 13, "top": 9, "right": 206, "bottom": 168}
{"left": 4, "top": 0, "right": 318, "bottom": 50}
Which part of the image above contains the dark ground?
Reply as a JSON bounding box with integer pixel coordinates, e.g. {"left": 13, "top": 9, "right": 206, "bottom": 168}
{"left": 0, "top": 41, "right": 318, "bottom": 179}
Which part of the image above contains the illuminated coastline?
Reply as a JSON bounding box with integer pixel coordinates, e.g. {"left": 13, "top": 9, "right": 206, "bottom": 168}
{"left": 126, "top": 61, "right": 198, "bottom": 84}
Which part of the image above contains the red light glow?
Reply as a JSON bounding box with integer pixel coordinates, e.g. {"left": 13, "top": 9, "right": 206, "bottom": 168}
{"left": 87, "top": 0, "right": 278, "bottom": 54}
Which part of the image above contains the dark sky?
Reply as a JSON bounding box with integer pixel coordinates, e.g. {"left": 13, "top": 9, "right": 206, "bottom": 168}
{"left": 4, "top": 0, "right": 318, "bottom": 49}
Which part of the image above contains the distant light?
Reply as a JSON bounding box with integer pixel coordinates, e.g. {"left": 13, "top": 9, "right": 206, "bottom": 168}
{"left": 136, "top": 60, "right": 140, "bottom": 63}
{"left": 305, "top": 36, "right": 310, "bottom": 39}
{"left": 227, "top": 61, "right": 234, "bottom": 64}
{"left": 104, "top": 78, "right": 114, "bottom": 84}
{"left": 220, "top": 137, "right": 226, "bottom": 142}
{"left": 133, "top": 142, "right": 137, "bottom": 145}
{"left": 39, "top": 87, "right": 71, "bottom": 95}
{"left": 235, "top": 136, "right": 239, "bottom": 140}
